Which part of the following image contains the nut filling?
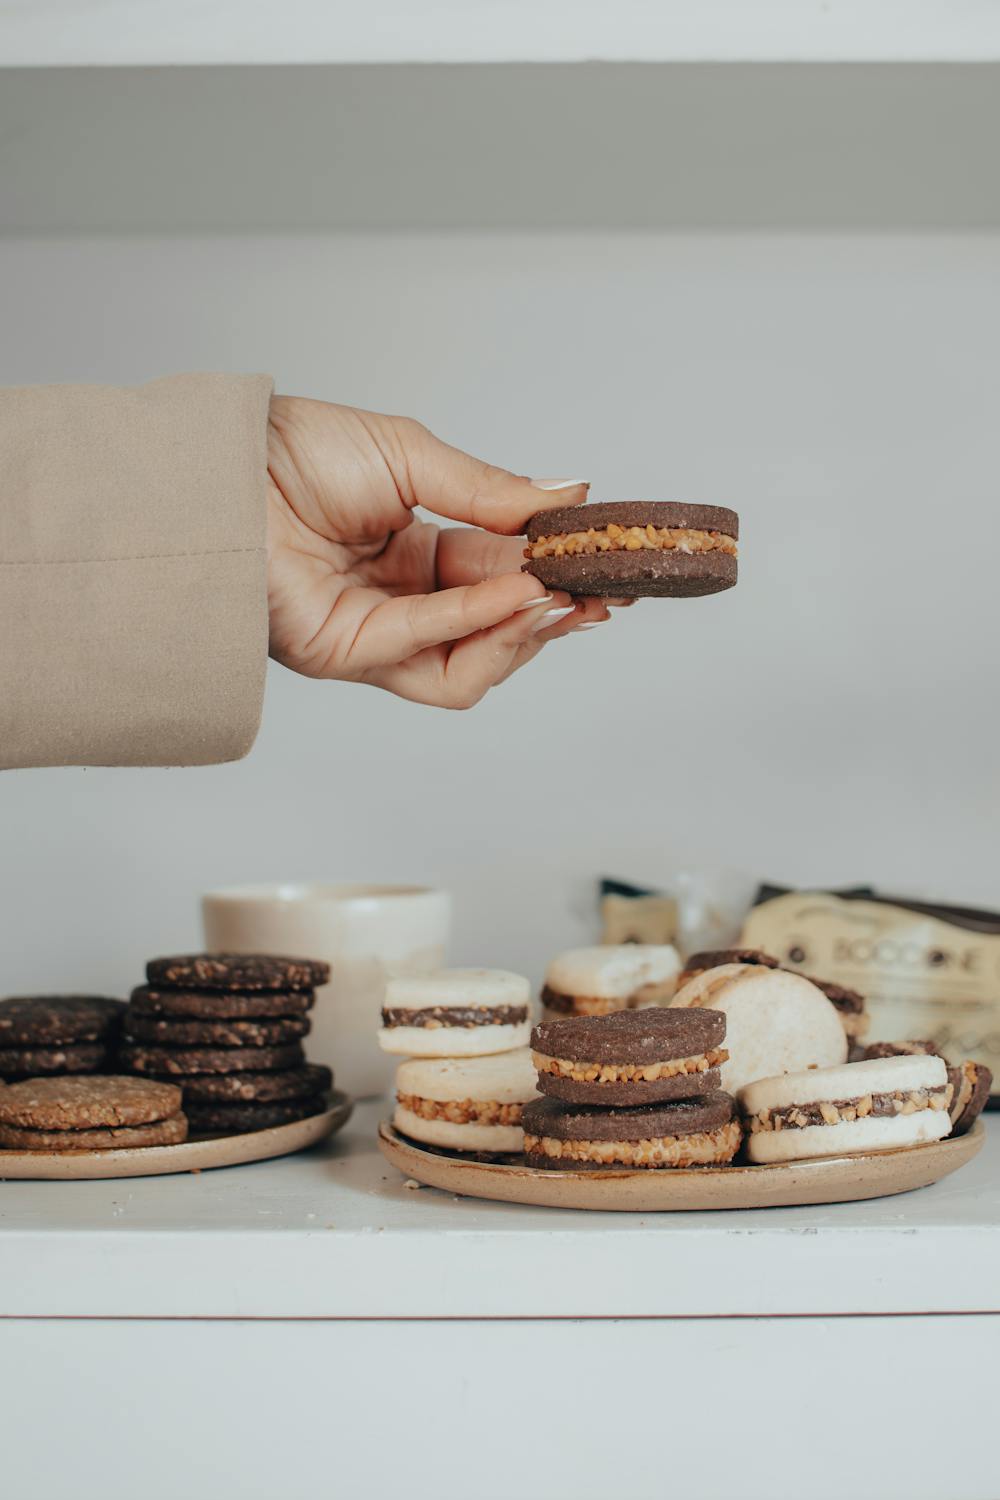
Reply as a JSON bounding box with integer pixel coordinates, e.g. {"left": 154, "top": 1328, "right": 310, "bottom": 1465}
{"left": 396, "top": 1092, "right": 524, "bottom": 1126}
{"left": 526, "top": 525, "right": 738, "bottom": 560}
{"left": 748, "top": 1085, "right": 952, "bottom": 1133}
{"left": 524, "top": 1119, "right": 742, "bottom": 1167}
{"left": 532, "top": 1047, "right": 728, "bottom": 1084}
{"left": 381, "top": 1005, "right": 528, "bottom": 1030}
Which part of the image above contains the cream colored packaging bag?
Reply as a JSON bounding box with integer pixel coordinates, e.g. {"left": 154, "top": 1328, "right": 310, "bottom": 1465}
{"left": 742, "top": 889, "right": 999, "bottom": 1097}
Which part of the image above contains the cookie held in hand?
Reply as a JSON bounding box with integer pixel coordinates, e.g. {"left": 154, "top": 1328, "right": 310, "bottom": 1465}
{"left": 523, "top": 502, "right": 738, "bottom": 598}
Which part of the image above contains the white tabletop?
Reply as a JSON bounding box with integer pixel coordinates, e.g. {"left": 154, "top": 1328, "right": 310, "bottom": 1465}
{"left": 1, "top": 1102, "right": 996, "bottom": 1320}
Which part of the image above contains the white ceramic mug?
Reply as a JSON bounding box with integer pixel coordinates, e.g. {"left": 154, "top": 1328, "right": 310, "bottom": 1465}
{"left": 202, "top": 883, "right": 451, "bottom": 1099}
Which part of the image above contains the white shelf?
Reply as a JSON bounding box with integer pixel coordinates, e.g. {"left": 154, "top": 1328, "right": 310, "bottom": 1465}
{"left": 2, "top": 0, "right": 999, "bottom": 67}
{"left": 1, "top": 1101, "right": 996, "bottom": 1319}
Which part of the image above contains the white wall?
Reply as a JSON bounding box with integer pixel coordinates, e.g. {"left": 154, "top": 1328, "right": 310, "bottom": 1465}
{"left": 1, "top": 231, "right": 998, "bottom": 995}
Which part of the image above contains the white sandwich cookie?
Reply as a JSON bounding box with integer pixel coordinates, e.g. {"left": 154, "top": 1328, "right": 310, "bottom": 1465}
{"left": 670, "top": 965, "right": 847, "bottom": 1093}
{"left": 377, "top": 969, "right": 532, "bottom": 1057}
{"left": 541, "top": 945, "right": 681, "bottom": 1017}
{"left": 394, "top": 1048, "right": 539, "bottom": 1152}
{"left": 740, "top": 1054, "right": 953, "bottom": 1164}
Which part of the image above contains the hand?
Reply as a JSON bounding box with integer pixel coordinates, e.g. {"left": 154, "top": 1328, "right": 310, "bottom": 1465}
{"left": 265, "top": 396, "right": 612, "bottom": 708}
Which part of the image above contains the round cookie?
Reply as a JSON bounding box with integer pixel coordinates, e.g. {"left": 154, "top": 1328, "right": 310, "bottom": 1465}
{"left": 378, "top": 969, "right": 532, "bottom": 1058}
{"left": 146, "top": 954, "right": 329, "bottom": 992}
{"left": 531, "top": 1008, "right": 727, "bottom": 1105}
{"left": 541, "top": 945, "right": 681, "bottom": 1018}
{"left": 394, "top": 1049, "right": 539, "bottom": 1153}
{"left": 0, "top": 1114, "right": 188, "bottom": 1152}
{"left": 671, "top": 966, "right": 847, "bottom": 1093}
{"left": 123, "top": 1014, "right": 311, "bottom": 1048}
{"left": 120, "top": 1041, "right": 305, "bottom": 1076}
{"left": 522, "top": 1092, "right": 742, "bottom": 1169}
{"left": 0, "top": 1042, "right": 109, "bottom": 1078}
{"left": 740, "top": 1054, "right": 952, "bottom": 1164}
{"left": 0, "top": 1074, "right": 182, "bottom": 1130}
{"left": 0, "top": 995, "right": 125, "bottom": 1045}
{"left": 185, "top": 1096, "right": 326, "bottom": 1136}
{"left": 523, "top": 501, "right": 738, "bottom": 598}
{"left": 130, "top": 985, "right": 314, "bottom": 1020}
{"left": 173, "top": 1063, "right": 333, "bottom": 1105}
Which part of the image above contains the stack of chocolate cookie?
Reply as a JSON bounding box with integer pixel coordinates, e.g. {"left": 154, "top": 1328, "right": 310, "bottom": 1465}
{"left": 522, "top": 1008, "right": 742, "bottom": 1170}
{"left": 0, "top": 995, "right": 125, "bottom": 1081}
{"left": 117, "top": 954, "right": 333, "bottom": 1135}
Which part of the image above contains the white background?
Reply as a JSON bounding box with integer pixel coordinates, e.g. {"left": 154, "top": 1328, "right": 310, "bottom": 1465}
{"left": 2, "top": 225, "right": 998, "bottom": 994}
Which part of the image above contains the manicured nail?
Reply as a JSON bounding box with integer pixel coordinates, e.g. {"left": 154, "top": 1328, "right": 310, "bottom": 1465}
{"left": 512, "top": 592, "right": 553, "bottom": 613}
{"left": 531, "top": 605, "right": 575, "bottom": 632}
{"left": 573, "top": 620, "right": 607, "bottom": 630}
{"left": 531, "top": 478, "right": 589, "bottom": 491}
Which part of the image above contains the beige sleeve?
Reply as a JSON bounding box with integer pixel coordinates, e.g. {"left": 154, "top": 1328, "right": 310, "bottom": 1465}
{"left": 0, "top": 373, "right": 272, "bottom": 769}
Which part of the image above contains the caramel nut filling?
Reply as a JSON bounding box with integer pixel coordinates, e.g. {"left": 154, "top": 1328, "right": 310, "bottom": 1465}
{"left": 526, "top": 524, "right": 737, "bottom": 561}
{"left": 397, "top": 1092, "right": 524, "bottom": 1126}
{"left": 524, "top": 1119, "right": 742, "bottom": 1167}
{"left": 748, "top": 1085, "right": 952, "bottom": 1134}
{"left": 532, "top": 1046, "right": 727, "bottom": 1085}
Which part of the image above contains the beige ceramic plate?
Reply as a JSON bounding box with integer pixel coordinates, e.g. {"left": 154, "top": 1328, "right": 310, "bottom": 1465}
{"left": 378, "top": 1118, "right": 983, "bottom": 1212}
{"left": 0, "top": 1090, "right": 353, "bottom": 1181}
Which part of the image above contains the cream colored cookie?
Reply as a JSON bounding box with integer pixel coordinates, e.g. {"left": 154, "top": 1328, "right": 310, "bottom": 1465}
{"left": 670, "top": 966, "right": 847, "bottom": 1093}
{"left": 383, "top": 969, "right": 530, "bottom": 1011}
{"left": 543, "top": 945, "right": 681, "bottom": 1013}
{"left": 378, "top": 968, "right": 532, "bottom": 1057}
{"left": 741, "top": 1054, "right": 952, "bottom": 1163}
{"left": 394, "top": 1048, "right": 539, "bottom": 1152}
{"left": 745, "top": 1108, "right": 950, "bottom": 1163}
{"left": 379, "top": 1020, "right": 532, "bottom": 1057}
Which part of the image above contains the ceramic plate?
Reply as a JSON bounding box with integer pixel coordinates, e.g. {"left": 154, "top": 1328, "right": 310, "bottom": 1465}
{"left": 0, "top": 1090, "right": 353, "bottom": 1181}
{"left": 377, "top": 1117, "right": 983, "bottom": 1211}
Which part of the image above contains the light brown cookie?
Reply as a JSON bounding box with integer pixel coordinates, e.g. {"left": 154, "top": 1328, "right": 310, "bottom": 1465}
{"left": 0, "top": 1113, "right": 188, "bottom": 1152}
{"left": 0, "top": 1074, "right": 182, "bottom": 1130}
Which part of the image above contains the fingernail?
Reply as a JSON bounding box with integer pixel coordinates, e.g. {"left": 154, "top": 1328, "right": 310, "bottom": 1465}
{"left": 531, "top": 478, "right": 589, "bottom": 491}
{"left": 531, "top": 605, "right": 575, "bottom": 633}
{"left": 573, "top": 621, "right": 607, "bottom": 631}
{"left": 511, "top": 592, "right": 553, "bottom": 613}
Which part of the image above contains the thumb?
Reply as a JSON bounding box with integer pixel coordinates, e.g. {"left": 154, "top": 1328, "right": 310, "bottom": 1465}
{"left": 397, "top": 418, "right": 589, "bottom": 535}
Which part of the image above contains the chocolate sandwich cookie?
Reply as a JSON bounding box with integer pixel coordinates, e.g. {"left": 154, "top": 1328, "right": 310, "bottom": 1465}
{"left": 0, "top": 1042, "right": 109, "bottom": 1079}
{"left": 130, "top": 985, "right": 314, "bottom": 1020}
{"left": 677, "top": 950, "right": 780, "bottom": 986}
{"left": 523, "top": 502, "right": 738, "bottom": 598}
{"left": 184, "top": 1095, "right": 326, "bottom": 1136}
{"left": 378, "top": 969, "right": 532, "bottom": 1058}
{"left": 120, "top": 1041, "right": 305, "bottom": 1076}
{"left": 946, "top": 1060, "right": 992, "bottom": 1136}
{"left": 0, "top": 994, "right": 125, "bottom": 1046}
{"left": 807, "top": 977, "right": 868, "bottom": 1041}
{"left": 173, "top": 1063, "right": 333, "bottom": 1105}
{"left": 123, "top": 1014, "right": 311, "bottom": 1048}
{"left": 531, "top": 1008, "right": 728, "bottom": 1105}
{"left": 146, "top": 953, "right": 329, "bottom": 992}
{"left": 862, "top": 1039, "right": 940, "bottom": 1060}
{"left": 522, "top": 1092, "right": 741, "bottom": 1170}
